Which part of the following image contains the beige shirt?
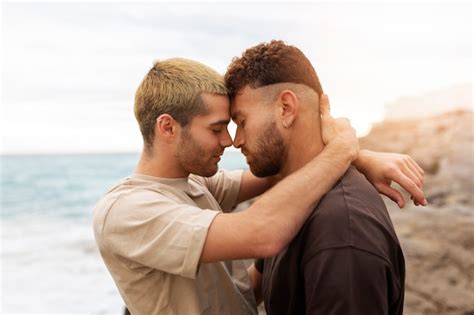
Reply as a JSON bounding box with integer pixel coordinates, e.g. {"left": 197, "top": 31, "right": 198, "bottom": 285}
{"left": 93, "top": 170, "right": 257, "bottom": 315}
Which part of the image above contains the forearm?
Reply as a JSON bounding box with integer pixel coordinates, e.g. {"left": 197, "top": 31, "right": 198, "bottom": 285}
{"left": 247, "top": 264, "right": 263, "bottom": 305}
{"left": 247, "top": 141, "right": 355, "bottom": 256}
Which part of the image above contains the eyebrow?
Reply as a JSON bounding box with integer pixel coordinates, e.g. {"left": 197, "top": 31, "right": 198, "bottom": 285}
{"left": 210, "top": 119, "right": 230, "bottom": 126}
{"left": 231, "top": 110, "right": 243, "bottom": 121}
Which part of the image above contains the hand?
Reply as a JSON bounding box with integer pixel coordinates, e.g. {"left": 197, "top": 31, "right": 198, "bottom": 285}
{"left": 320, "top": 94, "right": 359, "bottom": 161}
{"left": 354, "top": 150, "right": 427, "bottom": 208}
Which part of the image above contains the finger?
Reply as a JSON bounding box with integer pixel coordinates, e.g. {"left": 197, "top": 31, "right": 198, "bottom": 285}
{"left": 320, "top": 94, "right": 330, "bottom": 116}
{"left": 406, "top": 157, "right": 424, "bottom": 184}
{"left": 376, "top": 183, "right": 405, "bottom": 208}
{"left": 395, "top": 173, "right": 427, "bottom": 206}
{"left": 334, "top": 117, "right": 354, "bottom": 132}
{"left": 408, "top": 156, "right": 425, "bottom": 175}
{"left": 402, "top": 163, "right": 423, "bottom": 189}
{"left": 339, "top": 117, "right": 351, "bottom": 124}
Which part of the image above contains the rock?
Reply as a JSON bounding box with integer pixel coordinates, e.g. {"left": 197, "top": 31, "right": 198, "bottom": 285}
{"left": 360, "top": 110, "right": 474, "bottom": 209}
{"left": 361, "top": 110, "right": 474, "bottom": 314}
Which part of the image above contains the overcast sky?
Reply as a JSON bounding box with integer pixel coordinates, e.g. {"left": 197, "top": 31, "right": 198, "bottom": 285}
{"left": 1, "top": 1, "right": 472, "bottom": 154}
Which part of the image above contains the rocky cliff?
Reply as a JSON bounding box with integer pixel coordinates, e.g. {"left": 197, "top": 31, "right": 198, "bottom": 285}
{"left": 360, "top": 110, "right": 474, "bottom": 314}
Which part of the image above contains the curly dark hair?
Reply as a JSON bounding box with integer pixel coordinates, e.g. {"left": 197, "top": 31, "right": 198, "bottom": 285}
{"left": 224, "top": 40, "right": 323, "bottom": 98}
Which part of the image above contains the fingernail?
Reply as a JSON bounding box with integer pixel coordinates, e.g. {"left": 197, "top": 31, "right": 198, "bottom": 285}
{"left": 422, "top": 199, "right": 428, "bottom": 206}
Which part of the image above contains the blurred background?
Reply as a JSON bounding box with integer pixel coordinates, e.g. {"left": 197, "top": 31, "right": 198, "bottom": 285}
{"left": 1, "top": 1, "right": 472, "bottom": 314}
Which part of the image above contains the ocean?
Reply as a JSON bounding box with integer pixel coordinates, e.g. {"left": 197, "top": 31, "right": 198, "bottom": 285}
{"left": 0, "top": 151, "right": 247, "bottom": 314}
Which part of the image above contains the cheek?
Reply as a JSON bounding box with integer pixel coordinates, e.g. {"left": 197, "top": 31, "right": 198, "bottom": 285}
{"left": 245, "top": 127, "right": 261, "bottom": 147}
{"left": 200, "top": 133, "right": 221, "bottom": 150}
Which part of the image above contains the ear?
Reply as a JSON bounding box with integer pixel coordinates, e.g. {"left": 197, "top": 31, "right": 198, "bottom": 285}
{"left": 278, "top": 90, "right": 299, "bottom": 128}
{"left": 155, "top": 114, "right": 179, "bottom": 139}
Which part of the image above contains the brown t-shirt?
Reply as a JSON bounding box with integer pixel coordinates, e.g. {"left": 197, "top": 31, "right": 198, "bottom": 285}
{"left": 256, "top": 167, "right": 405, "bottom": 315}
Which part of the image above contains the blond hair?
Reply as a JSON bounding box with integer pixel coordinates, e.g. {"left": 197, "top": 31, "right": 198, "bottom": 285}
{"left": 134, "top": 58, "right": 228, "bottom": 150}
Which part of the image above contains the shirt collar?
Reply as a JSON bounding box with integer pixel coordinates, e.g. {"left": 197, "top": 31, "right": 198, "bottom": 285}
{"left": 130, "top": 173, "right": 204, "bottom": 197}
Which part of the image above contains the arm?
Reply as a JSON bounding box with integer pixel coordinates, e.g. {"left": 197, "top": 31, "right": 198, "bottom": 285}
{"left": 247, "top": 263, "right": 263, "bottom": 305}
{"left": 200, "top": 94, "right": 358, "bottom": 262}
{"left": 353, "top": 150, "right": 427, "bottom": 208}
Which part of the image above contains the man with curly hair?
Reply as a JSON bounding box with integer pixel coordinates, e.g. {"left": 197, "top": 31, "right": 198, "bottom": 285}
{"left": 225, "top": 40, "right": 418, "bottom": 314}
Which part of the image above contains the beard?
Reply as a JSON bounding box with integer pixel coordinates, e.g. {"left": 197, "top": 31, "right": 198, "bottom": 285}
{"left": 177, "top": 129, "right": 219, "bottom": 177}
{"left": 246, "top": 120, "right": 286, "bottom": 178}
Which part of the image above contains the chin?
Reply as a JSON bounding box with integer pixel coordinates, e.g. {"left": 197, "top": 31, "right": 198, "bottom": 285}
{"left": 197, "top": 165, "right": 219, "bottom": 177}
{"left": 250, "top": 163, "right": 280, "bottom": 178}
{"left": 249, "top": 165, "right": 266, "bottom": 178}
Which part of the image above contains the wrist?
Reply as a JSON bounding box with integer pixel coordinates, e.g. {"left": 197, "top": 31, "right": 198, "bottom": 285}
{"left": 326, "top": 140, "right": 358, "bottom": 164}
{"left": 353, "top": 149, "right": 371, "bottom": 171}
{"left": 332, "top": 138, "right": 359, "bottom": 162}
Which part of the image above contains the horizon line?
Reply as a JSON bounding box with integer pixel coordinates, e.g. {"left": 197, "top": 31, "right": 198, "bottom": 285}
{"left": 0, "top": 147, "right": 244, "bottom": 157}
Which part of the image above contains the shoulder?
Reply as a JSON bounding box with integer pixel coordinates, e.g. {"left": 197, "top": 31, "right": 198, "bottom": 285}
{"left": 93, "top": 178, "right": 187, "bottom": 234}
{"left": 97, "top": 177, "right": 186, "bottom": 210}
{"left": 315, "top": 167, "right": 381, "bottom": 211}
{"left": 307, "top": 166, "right": 387, "bottom": 224}
{"left": 301, "top": 167, "right": 398, "bottom": 257}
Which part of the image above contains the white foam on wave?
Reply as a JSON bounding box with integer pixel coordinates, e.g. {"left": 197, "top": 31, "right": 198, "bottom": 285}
{"left": 1, "top": 215, "right": 123, "bottom": 314}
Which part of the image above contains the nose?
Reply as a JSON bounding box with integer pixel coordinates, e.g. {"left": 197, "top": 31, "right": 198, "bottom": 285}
{"left": 233, "top": 127, "right": 244, "bottom": 149}
{"left": 220, "top": 128, "right": 233, "bottom": 148}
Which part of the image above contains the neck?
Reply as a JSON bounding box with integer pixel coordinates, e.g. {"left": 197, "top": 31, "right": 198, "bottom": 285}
{"left": 135, "top": 147, "right": 189, "bottom": 178}
{"left": 279, "top": 117, "right": 325, "bottom": 177}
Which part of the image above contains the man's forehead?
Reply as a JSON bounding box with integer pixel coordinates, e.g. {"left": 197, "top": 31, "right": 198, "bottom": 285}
{"left": 230, "top": 86, "right": 258, "bottom": 115}
{"left": 201, "top": 93, "right": 230, "bottom": 110}
{"left": 230, "top": 95, "right": 248, "bottom": 119}
{"left": 235, "top": 85, "right": 260, "bottom": 99}
{"left": 231, "top": 84, "right": 275, "bottom": 117}
{"left": 201, "top": 92, "right": 230, "bottom": 103}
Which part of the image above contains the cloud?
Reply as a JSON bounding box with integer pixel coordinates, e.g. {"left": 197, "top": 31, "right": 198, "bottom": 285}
{"left": 2, "top": 2, "right": 472, "bottom": 153}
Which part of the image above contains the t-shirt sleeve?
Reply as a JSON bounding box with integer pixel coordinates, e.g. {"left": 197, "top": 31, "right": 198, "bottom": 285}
{"left": 102, "top": 190, "right": 219, "bottom": 279}
{"left": 302, "top": 247, "right": 394, "bottom": 315}
{"left": 192, "top": 170, "right": 243, "bottom": 212}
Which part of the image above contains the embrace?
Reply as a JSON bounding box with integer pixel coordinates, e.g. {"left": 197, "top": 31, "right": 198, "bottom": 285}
{"left": 93, "top": 41, "right": 426, "bottom": 315}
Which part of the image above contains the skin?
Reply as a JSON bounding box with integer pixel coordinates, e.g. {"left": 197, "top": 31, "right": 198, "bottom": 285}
{"left": 136, "top": 93, "right": 233, "bottom": 178}
{"left": 176, "top": 94, "right": 233, "bottom": 177}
